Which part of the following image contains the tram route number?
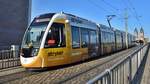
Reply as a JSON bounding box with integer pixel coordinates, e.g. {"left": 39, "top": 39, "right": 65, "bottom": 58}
{"left": 48, "top": 51, "right": 63, "bottom": 56}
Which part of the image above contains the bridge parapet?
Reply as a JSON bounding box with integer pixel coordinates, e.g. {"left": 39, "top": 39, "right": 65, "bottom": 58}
{"left": 0, "top": 50, "right": 20, "bottom": 69}
{"left": 87, "top": 43, "right": 150, "bottom": 84}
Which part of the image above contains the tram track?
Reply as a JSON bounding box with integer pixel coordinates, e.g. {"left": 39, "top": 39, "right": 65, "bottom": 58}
{"left": 0, "top": 46, "right": 140, "bottom": 84}
{"left": 0, "top": 70, "right": 40, "bottom": 83}
{"left": 58, "top": 46, "right": 140, "bottom": 84}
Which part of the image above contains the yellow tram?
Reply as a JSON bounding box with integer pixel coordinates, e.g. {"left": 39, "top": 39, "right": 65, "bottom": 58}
{"left": 20, "top": 12, "right": 135, "bottom": 69}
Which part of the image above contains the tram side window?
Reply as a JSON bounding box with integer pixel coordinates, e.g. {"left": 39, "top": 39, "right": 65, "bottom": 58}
{"left": 45, "top": 23, "right": 66, "bottom": 48}
{"left": 72, "top": 26, "right": 80, "bottom": 48}
{"left": 90, "top": 31, "right": 97, "bottom": 45}
{"left": 109, "top": 33, "right": 111, "bottom": 43}
{"left": 103, "top": 31, "right": 106, "bottom": 43}
{"left": 117, "top": 34, "right": 121, "bottom": 44}
{"left": 105, "top": 32, "right": 108, "bottom": 43}
{"left": 101, "top": 31, "right": 104, "bottom": 44}
{"left": 111, "top": 33, "right": 114, "bottom": 43}
{"left": 107, "top": 32, "right": 110, "bottom": 43}
{"left": 116, "top": 34, "right": 119, "bottom": 43}
{"left": 81, "top": 29, "right": 89, "bottom": 48}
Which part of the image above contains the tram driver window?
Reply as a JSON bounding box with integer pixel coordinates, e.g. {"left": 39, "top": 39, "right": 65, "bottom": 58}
{"left": 45, "top": 23, "right": 66, "bottom": 48}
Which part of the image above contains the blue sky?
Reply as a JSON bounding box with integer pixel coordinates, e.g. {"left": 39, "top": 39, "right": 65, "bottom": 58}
{"left": 32, "top": 0, "right": 150, "bottom": 38}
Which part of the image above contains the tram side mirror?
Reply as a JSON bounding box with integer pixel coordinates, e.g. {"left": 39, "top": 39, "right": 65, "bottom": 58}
{"left": 81, "top": 41, "right": 87, "bottom": 48}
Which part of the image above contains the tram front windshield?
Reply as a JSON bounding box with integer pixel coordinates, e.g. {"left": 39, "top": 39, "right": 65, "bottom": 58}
{"left": 22, "top": 21, "right": 49, "bottom": 48}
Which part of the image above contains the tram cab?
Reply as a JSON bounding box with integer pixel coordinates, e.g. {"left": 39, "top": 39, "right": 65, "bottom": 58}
{"left": 21, "top": 13, "right": 69, "bottom": 68}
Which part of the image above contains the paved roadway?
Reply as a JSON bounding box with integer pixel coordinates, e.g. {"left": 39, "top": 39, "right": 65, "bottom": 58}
{"left": 0, "top": 46, "right": 139, "bottom": 84}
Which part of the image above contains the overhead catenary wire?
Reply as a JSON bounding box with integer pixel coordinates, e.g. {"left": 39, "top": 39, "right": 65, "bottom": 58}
{"left": 97, "top": 0, "right": 122, "bottom": 15}
{"left": 127, "top": 0, "right": 142, "bottom": 27}
{"left": 87, "top": 0, "right": 142, "bottom": 30}
{"left": 87, "top": 0, "right": 112, "bottom": 14}
{"left": 100, "top": 0, "right": 124, "bottom": 20}
{"left": 87, "top": 0, "right": 124, "bottom": 20}
{"left": 123, "top": 0, "right": 143, "bottom": 27}
{"left": 101, "top": 0, "right": 119, "bottom": 12}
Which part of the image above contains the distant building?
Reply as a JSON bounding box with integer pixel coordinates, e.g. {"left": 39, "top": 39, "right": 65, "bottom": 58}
{"left": 139, "top": 27, "right": 144, "bottom": 42}
{"left": 144, "top": 37, "right": 149, "bottom": 43}
{"left": 134, "top": 27, "right": 145, "bottom": 44}
{"left": 0, "top": 0, "right": 31, "bottom": 50}
{"left": 134, "top": 28, "right": 138, "bottom": 41}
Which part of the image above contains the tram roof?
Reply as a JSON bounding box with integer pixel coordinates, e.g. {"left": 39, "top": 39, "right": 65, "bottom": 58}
{"left": 64, "top": 13, "right": 98, "bottom": 30}
{"left": 35, "top": 13, "right": 56, "bottom": 19}
{"left": 33, "top": 13, "right": 134, "bottom": 36}
{"left": 34, "top": 12, "right": 98, "bottom": 30}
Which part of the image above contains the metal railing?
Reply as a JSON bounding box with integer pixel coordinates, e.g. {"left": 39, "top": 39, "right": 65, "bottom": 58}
{"left": 0, "top": 50, "right": 20, "bottom": 69}
{"left": 87, "top": 43, "right": 150, "bottom": 84}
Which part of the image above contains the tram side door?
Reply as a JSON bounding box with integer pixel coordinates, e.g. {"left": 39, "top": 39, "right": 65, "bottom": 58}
{"left": 71, "top": 26, "right": 82, "bottom": 62}
{"left": 88, "top": 30, "right": 98, "bottom": 58}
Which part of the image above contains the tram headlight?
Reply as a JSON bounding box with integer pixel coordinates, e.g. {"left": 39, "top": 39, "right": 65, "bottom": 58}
{"left": 31, "top": 48, "right": 39, "bottom": 56}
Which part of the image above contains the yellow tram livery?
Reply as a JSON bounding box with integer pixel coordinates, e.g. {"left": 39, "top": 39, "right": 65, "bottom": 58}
{"left": 20, "top": 12, "right": 135, "bottom": 69}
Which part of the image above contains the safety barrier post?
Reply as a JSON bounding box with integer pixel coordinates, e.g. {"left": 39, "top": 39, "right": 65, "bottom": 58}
{"left": 106, "top": 69, "right": 111, "bottom": 84}
{"left": 129, "top": 56, "right": 132, "bottom": 84}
